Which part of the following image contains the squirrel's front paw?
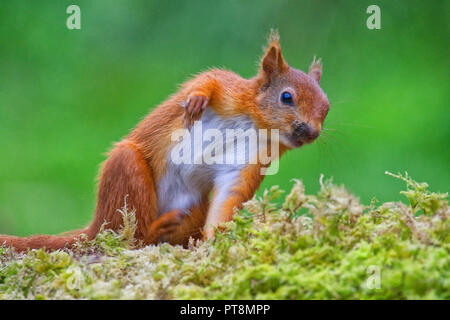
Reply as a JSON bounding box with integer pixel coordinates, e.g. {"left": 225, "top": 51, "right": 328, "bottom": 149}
{"left": 182, "top": 94, "right": 209, "bottom": 129}
{"left": 202, "top": 227, "right": 215, "bottom": 241}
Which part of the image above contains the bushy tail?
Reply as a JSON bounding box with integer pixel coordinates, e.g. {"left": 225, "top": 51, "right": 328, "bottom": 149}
{"left": 0, "top": 226, "right": 96, "bottom": 252}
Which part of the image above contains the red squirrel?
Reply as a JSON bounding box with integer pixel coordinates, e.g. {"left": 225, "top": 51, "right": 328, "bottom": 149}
{"left": 0, "top": 32, "right": 329, "bottom": 251}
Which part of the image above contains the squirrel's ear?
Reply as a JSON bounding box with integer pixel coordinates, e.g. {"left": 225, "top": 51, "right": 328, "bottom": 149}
{"left": 260, "top": 31, "right": 288, "bottom": 78}
{"left": 309, "top": 56, "right": 322, "bottom": 84}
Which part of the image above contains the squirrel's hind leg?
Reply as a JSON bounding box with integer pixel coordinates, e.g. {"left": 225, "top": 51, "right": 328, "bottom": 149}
{"left": 145, "top": 209, "right": 186, "bottom": 244}
{"left": 91, "top": 141, "right": 162, "bottom": 242}
{"left": 165, "top": 198, "right": 210, "bottom": 246}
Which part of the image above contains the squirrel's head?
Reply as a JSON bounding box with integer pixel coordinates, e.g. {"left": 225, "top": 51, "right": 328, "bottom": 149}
{"left": 253, "top": 31, "right": 330, "bottom": 149}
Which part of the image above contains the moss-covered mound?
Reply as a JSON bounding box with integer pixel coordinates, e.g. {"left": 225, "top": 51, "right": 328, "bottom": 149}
{"left": 1, "top": 172, "right": 448, "bottom": 299}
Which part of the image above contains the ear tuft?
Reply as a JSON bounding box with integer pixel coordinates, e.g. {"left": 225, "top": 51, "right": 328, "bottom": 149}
{"left": 260, "top": 29, "right": 288, "bottom": 78}
{"left": 309, "top": 56, "right": 322, "bottom": 84}
{"left": 267, "top": 28, "right": 280, "bottom": 45}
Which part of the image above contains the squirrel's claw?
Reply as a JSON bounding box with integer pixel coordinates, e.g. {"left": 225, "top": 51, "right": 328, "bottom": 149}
{"left": 183, "top": 95, "right": 209, "bottom": 129}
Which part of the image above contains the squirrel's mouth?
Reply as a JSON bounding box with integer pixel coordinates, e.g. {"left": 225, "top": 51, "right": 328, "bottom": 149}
{"left": 290, "top": 138, "right": 305, "bottom": 148}
{"left": 286, "top": 121, "right": 320, "bottom": 148}
{"left": 280, "top": 134, "right": 304, "bottom": 149}
{"left": 281, "top": 132, "right": 320, "bottom": 149}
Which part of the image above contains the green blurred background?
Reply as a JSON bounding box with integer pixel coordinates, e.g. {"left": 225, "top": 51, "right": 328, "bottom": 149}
{"left": 0, "top": 1, "right": 448, "bottom": 236}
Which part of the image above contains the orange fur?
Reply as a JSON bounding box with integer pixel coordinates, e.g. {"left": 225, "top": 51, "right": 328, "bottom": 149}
{"left": 0, "top": 32, "right": 329, "bottom": 251}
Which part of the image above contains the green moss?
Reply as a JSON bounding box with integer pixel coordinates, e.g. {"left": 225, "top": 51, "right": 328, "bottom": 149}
{"left": 1, "top": 172, "right": 448, "bottom": 299}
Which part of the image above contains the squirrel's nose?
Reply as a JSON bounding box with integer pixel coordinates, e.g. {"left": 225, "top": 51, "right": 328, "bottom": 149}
{"left": 292, "top": 121, "right": 319, "bottom": 141}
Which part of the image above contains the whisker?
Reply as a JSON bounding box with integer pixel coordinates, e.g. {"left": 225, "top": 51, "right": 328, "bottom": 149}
{"left": 322, "top": 127, "right": 354, "bottom": 139}
{"left": 330, "top": 100, "right": 353, "bottom": 105}
{"left": 316, "top": 138, "right": 324, "bottom": 171}
{"left": 317, "top": 132, "right": 361, "bottom": 170}
{"left": 321, "top": 131, "right": 349, "bottom": 142}
{"left": 316, "top": 136, "right": 337, "bottom": 170}
{"left": 326, "top": 121, "right": 375, "bottom": 129}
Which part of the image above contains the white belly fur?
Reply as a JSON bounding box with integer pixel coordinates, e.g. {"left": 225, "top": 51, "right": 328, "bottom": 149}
{"left": 157, "top": 108, "right": 257, "bottom": 215}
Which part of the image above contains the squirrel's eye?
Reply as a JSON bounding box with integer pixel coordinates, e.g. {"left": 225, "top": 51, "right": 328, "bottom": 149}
{"left": 280, "top": 91, "right": 293, "bottom": 105}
